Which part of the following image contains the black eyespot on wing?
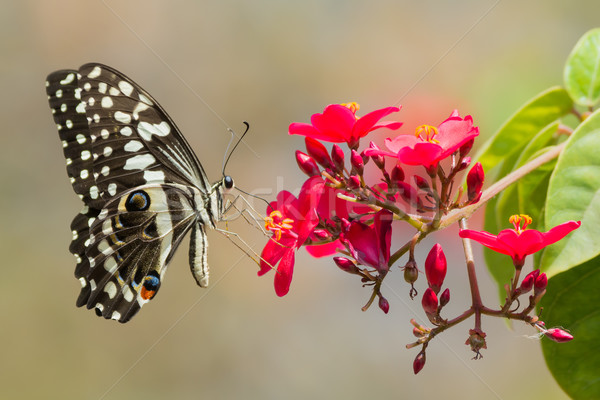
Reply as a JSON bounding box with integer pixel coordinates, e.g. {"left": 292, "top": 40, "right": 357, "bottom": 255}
{"left": 125, "top": 190, "right": 151, "bottom": 211}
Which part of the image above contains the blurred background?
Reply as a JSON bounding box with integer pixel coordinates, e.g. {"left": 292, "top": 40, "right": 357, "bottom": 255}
{"left": 1, "top": 1, "right": 596, "bottom": 399}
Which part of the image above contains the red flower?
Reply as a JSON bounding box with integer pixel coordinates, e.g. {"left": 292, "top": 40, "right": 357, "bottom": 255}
{"left": 289, "top": 103, "right": 403, "bottom": 148}
{"left": 344, "top": 210, "right": 393, "bottom": 272}
{"left": 260, "top": 176, "right": 325, "bottom": 296}
{"left": 364, "top": 110, "right": 479, "bottom": 168}
{"left": 459, "top": 214, "right": 581, "bottom": 267}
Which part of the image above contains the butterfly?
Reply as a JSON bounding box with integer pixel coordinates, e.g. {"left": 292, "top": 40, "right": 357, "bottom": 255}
{"left": 46, "top": 63, "right": 234, "bottom": 323}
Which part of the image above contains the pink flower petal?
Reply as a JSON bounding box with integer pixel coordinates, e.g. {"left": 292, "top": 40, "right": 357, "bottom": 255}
{"left": 542, "top": 221, "right": 581, "bottom": 245}
{"left": 310, "top": 104, "right": 356, "bottom": 142}
{"left": 259, "top": 239, "right": 289, "bottom": 276}
{"left": 397, "top": 142, "right": 443, "bottom": 167}
{"left": 289, "top": 122, "right": 320, "bottom": 138}
{"left": 459, "top": 229, "right": 513, "bottom": 255}
{"left": 352, "top": 106, "right": 401, "bottom": 140}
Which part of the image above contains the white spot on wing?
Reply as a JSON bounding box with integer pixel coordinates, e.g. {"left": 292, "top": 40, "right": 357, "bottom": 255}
{"left": 101, "top": 165, "right": 110, "bottom": 176}
{"left": 111, "top": 311, "right": 121, "bottom": 320}
{"left": 123, "top": 154, "right": 156, "bottom": 171}
{"left": 101, "top": 129, "right": 109, "bottom": 139}
{"left": 104, "top": 281, "right": 117, "bottom": 299}
{"left": 88, "top": 66, "right": 102, "bottom": 79}
{"left": 80, "top": 169, "right": 89, "bottom": 179}
{"left": 104, "top": 256, "right": 118, "bottom": 273}
{"left": 90, "top": 186, "right": 99, "bottom": 199}
{"left": 118, "top": 81, "right": 134, "bottom": 96}
{"left": 114, "top": 111, "right": 131, "bottom": 124}
{"left": 143, "top": 170, "right": 166, "bottom": 183}
{"left": 55, "top": 89, "right": 63, "bottom": 98}
{"left": 98, "top": 82, "right": 107, "bottom": 94}
{"left": 76, "top": 134, "right": 86, "bottom": 144}
{"left": 123, "top": 285, "right": 134, "bottom": 302}
{"left": 81, "top": 150, "right": 91, "bottom": 160}
{"left": 101, "top": 96, "right": 113, "bottom": 108}
{"left": 137, "top": 121, "right": 171, "bottom": 141}
{"left": 66, "top": 120, "right": 73, "bottom": 129}
{"left": 124, "top": 140, "right": 144, "bottom": 152}
{"left": 120, "top": 126, "right": 133, "bottom": 136}
{"left": 107, "top": 183, "right": 117, "bottom": 196}
{"left": 75, "top": 101, "right": 86, "bottom": 114}
{"left": 60, "top": 73, "right": 75, "bottom": 85}
{"left": 103, "top": 146, "right": 113, "bottom": 157}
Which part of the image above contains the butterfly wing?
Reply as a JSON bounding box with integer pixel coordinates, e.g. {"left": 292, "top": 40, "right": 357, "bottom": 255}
{"left": 46, "top": 64, "right": 216, "bottom": 322}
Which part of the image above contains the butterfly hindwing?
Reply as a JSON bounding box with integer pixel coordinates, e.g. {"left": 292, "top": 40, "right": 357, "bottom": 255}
{"left": 46, "top": 64, "right": 223, "bottom": 323}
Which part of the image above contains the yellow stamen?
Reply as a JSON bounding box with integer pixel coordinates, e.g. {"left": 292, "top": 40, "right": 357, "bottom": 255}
{"left": 509, "top": 214, "right": 533, "bottom": 234}
{"left": 415, "top": 124, "right": 440, "bottom": 144}
{"left": 341, "top": 102, "right": 360, "bottom": 116}
{"left": 264, "top": 210, "right": 294, "bottom": 241}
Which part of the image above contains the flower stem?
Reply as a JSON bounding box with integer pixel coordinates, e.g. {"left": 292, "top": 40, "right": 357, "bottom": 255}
{"left": 459, "top": 218, "right": 483, "bottom": 330}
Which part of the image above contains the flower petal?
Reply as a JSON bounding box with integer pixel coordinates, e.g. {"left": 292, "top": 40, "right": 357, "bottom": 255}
{"left": 289, "top": 122, "right": 320, "bottom": 138}
{"left": 259, "top": 239, "right": 289, "bottom": 276}
{"left": 305, "top": 240, "right": 344, "bottom": 257}
{"left": 459, "top": 229, "right": 513, "bottom": 256}
{"left": 352, "top": 106, "right": 402, "bottom": 140}
{"left": 396, "top": 142, "right": 443, "bottom": 167}
{"left": 541, "top": 220, "right": 581, "bottom": 246}
{"left": 274, "top": 249, "right": 295, "bottom": 297}
{"left": 310, "top": 104, "right": 356, "bottom": 142}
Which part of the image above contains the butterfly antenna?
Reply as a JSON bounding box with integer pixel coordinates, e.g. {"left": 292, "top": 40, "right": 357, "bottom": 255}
{"left": 222, "top": 121, "right": 250, "bottom": 176}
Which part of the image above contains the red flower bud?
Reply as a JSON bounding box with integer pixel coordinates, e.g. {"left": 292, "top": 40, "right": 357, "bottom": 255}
{"left": 378, "top": 295, "right": 390, "bottom": 314}
{"left": 519, "top": 270, "right": 537, "bottom": 293}
{"left": 333, "top": 257, "right": 359, "bottom": 274}
{"left": 413, "top": 175, "right": 430, "bottom": 191}
{"left": 305, "top": 137, "right": 332, "bottom": 169}
{"left": 457, "top": 156, "right": 471, "bottom": 172}
{"left": 367, "top": 141, "right": 385, "bottom": 169}
{"left": 425, "top": 244, "right": 447, "bottom": 294}
{"left": 391, "top": 164, "right": 405, "bottom": 184}
{"left": 544, "top": 328, "right": 573, "bottom": 343}
{"left": 350, "top": 149, "right": 364, "bottom": 175}
{"left": 331, "top": 144, "right": 345, "bottom": 172}
{"left": 312, "top": 229, "right": 331, "bottom": 240}
{"left": 466, "top": 162, "right": 484, "bottom": 203}
{"left": 295, "top": 150, "right": 320, "bottom": 177}
{"left": 421, "top": 288, "right": 438, "bottom": 315}
{"left": 397, "top": 182, "right": 420, "bottom": 210}
{"left": 347, "top": 175, "right": 361, "bottom": 189}
{"left": 459, "top": 138, "right": 474, "bottom": 157}
{"left": 439, "top": 288, "right": 450, "bottom": 307}
{"left": 413, "top": 351, "right": 426, "bottom": 374}
{"left": 534, "top": 272, "right": 548, "bottom": 292}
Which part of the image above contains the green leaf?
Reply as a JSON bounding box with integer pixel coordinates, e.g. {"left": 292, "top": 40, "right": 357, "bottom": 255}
{"left": 564, "top": 28, "right": 600, "bottom": 107}
{"left": 474, "top": 87, "right": 573, "bottom": 181}
{"left": 540, "top": 256, "right": 600, "bottom": 400}
{"left": 542, "top": 109, "right": 600, "bottom": 277}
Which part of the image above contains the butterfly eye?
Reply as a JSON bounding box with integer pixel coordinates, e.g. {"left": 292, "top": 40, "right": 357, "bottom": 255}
{"left": 125, "top": 190, "right": 151, "bottom": 211}
{"left": 223, "top": 175, "right": 234, "bottom": 190}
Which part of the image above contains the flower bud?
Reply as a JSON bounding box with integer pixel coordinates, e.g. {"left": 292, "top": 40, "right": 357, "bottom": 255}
{"left": 305, "top": 137, "right": 332, "bottom": 169}
{"left": 534, "top": 272, "right": 548, "bottom": 294}
{"left": 413, "top": 175, "right": 430, "bottom": 191}
{"left": 397, "top": 182, "right": 420, "bottom": 209}
{"left": 544, "top": 328, "right": 574, "bottom": 343}
{"left": 295, "top": 150, "right": 320, "bottom": 177}
{"left": 519, "top": 269, "right": 539, "bottom": 293}
{"left": 350, "top": 149, "right": 364, "bottom": 175}
{"left": 466, "top": 162, "right": 484, "bottom": 203}
{"left": 459, "top": 139, "right": 474, "bottom": 157}
{"left": 421, "top": 288, "right": 438, "bottom": 315}
{"left": 425, "top": 244, "right": 447, "bottom": 294}
{"left": 439, "top": 288, "right": 450, "bottom": 307}
{"left": 391, "top": 164, "right": 405, "bottom": 184}
{"left": 412, "top": 327, "right": 426, "bottom": 338}
{"left": 312, "top": 229, "right": 331, "bottom": 240}
{"left": 347, "top": 175, "right": 361, "bottom": 189}
{"left": 378, "top": 295, "right": 390, "bottom": 314}
{"left": 413, "top": 351, "right": 426, "bottom": 374}
{"left": 367, "top": 141, "right": 385, "bottom": 169}
{"left": 457, "top": 156, "right": 471, "bottom": 172}
{"left": 331, "top": 144, "right": 345, "bottom": 172}
{"left": 333, "top": 257, "right": 359, "bottom": 274}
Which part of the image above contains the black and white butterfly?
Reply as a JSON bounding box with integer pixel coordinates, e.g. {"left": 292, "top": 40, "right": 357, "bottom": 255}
{"left": 46, "top": 63, "right": 234, "bottom": 323}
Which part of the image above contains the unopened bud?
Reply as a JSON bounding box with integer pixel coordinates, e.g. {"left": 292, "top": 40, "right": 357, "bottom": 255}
{"left": 413, "top": 175, "right": 430, "bottom": 191}
{"left": 412, "top": 327, "right": 426, "bottom": 338}
{"left": 425, "top": 244, "right": 447, "bottom": 294}
{"left": 331, "top": 144, "right": 345, "bottom": 172}
{"left": 439, "top": 288, "right": 450, "bottom": 307}
{"left": 378, "top": 295, "right": 390, "bottom": 314}
{"left": 534, "top": 272, "right": 548, "bottom": 294}
{"left": 312, "top": 229, "right": 331, "bottom": 240}
{"left": 459, "top": 139, "right": 474, "bottom": 157}
{"left": 333, "top": 257, "right": 359, "bottom": 274}
{"left": 413, "top": 351, "right": 426, "bottom": 374}
{"left": 457, "top": 156, "right": 471, "bottom": 172}
{"left": 295, "top": 150, "right": 320, "bottom": 177}
{"left": 466, "top": 162, "right": 484, "bottom": 203}
{"left": 367, "top": 141, "right": 386, "bottom": 169}
{"left": 397, "top": 182, "right": 420, "bottom": 209}
{"left": 305, "top": 137, "right": 332, "bottom": 169}
{"left": 519, "top": 270, "right": 539, "bottom": 293}
{"left": 421, "top": 288, "right": 438, "bottom": 315}
{"left": 350, "top": 149, "right": 364, "bottom": 175}
{"left": 544, "top": 328, "right": 574, "bottom": 343}
{"left": 391, "top": 164, "right": 405, "bottom": 184}
{"left": 347, "top": 175, "right": 361, "bottom": 189}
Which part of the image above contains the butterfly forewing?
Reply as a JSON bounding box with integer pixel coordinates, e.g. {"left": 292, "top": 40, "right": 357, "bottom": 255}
{"left": 46, "top": 63, "right": 223, "bottom": 323}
